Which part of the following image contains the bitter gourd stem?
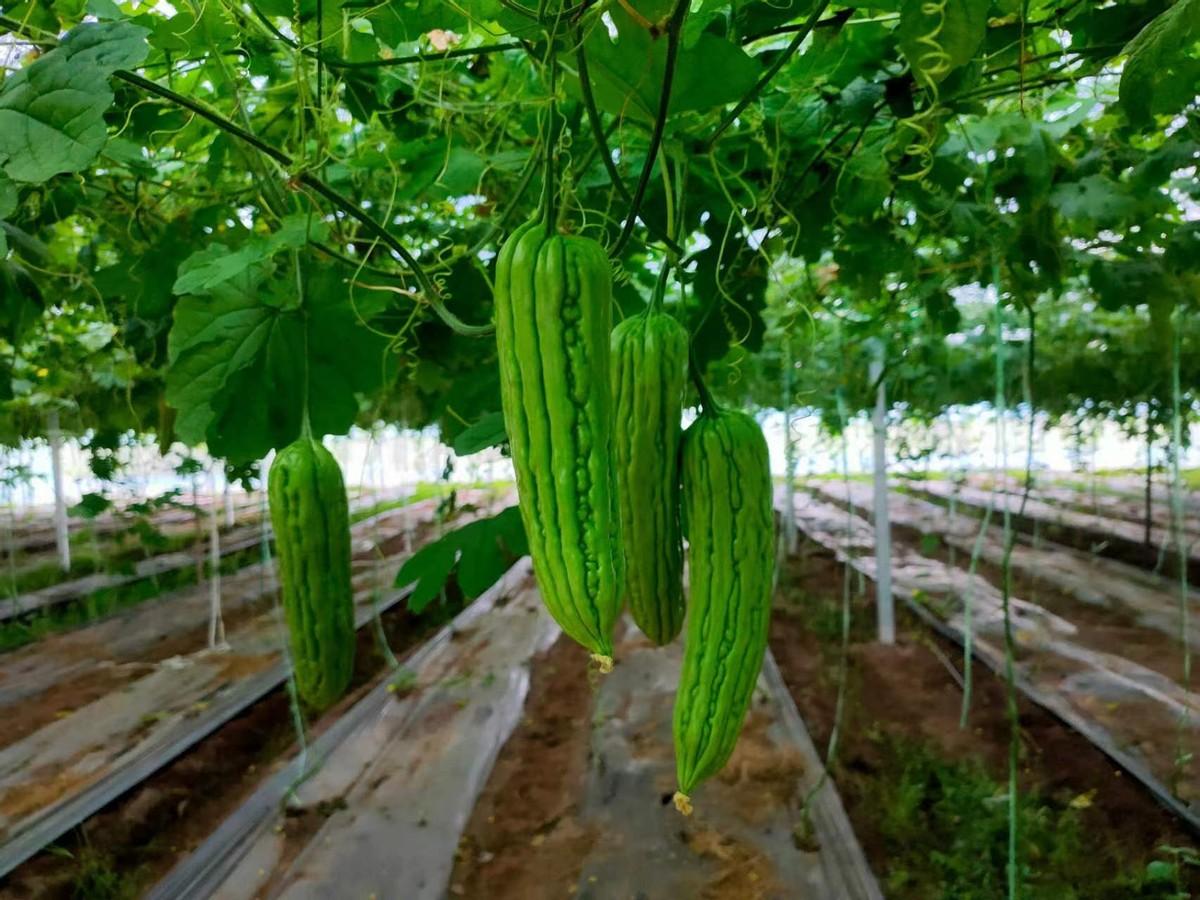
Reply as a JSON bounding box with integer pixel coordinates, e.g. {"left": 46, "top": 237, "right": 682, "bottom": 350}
{"left": 648, "top": 262, "right": 671, "bottom": 315}
{"left": 688, "top": 347, "right": 720, "bottom": 414}
{"left": 540, "top": 53, "right": 561, "bottom": 234}
{"left": 608, "top": 0, "right": 690, "bottom": 259}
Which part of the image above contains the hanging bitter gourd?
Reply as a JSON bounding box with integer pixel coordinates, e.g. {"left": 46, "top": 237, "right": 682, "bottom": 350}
{"left": 268, "top": 437, "right": 356, "bottom": 710}
{"left": 494, "top": 218, "right": 623, "bottom": 668}
{"left": 610, "top": 274, "right": 688, "bottom": 645}
{"left": 673, "top": 407, "right": 775, "bottom": 814}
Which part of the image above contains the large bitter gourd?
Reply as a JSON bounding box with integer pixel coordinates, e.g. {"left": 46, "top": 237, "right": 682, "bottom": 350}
{"left": 673, "top": 407, "right": 775, "bottom": 812}
{"left": 268, "top": 437, "right": 356, "bottom": 710}
{"left": 494, "top": 219, "right": 623, "bottom": 666}
{"left": 610, "top": 304, "right": 688, "bottom": 645}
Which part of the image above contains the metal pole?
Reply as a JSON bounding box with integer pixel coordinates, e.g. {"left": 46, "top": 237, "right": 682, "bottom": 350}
{"left": 208, "top": 468, "right": 226, "bottom": 649}
{"left": 48, "top": 409, "right": 70, "bottom": 573}
{"left": 223, "top": 469, "right": 235, "bottom": 529}
{"left": 869, "top": 341, "right": 894, "bottom": 644}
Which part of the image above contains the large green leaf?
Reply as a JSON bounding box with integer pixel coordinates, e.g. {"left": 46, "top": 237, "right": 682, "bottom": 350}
{"left": 577, "top": 6, "right": 760, "bottom": 122}
{"left": 1119, "top": 0, "right": 1200, "bottom": 126}
{"left": 166, "top": 256, "right": 390, "bottom": 461}
{"left": 0, "top": 21, "right": 148, "bottom": 183}
{"left": 394, "top": 505, "right": 527, "bottom": 609}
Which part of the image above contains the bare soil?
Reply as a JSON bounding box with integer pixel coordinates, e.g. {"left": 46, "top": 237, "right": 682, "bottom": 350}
{"left": 0, "top": 521, "right": 457, "bottom": 900}
{"left": 0, "top": 514, "right": 432, "bottom": 752}
{"left": 449, "top": 624, "right": 817, "bottom": 900}
{"left": 449, "top": 635, "right": 596, "bottom": 900}
{"left": 769, "top": 541, "right": 1199, "bottom": 896}
{"left": 821, "top": 489, "right": 1191, "bottom": 684}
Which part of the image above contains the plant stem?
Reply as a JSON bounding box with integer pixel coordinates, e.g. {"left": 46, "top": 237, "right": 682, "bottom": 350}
{"left": 541, "top": 56, "right": 560, "bottom": 232}
{"left": 114, "top": 70, "right": 493, "bottom": 336}
{"left": 688, "top": 347, "right": 719, "bottom": 414}
{"left": 648, "top": 261, "right": 670, "bottom": 314}
{"left": 608, "top": 0, "right": 690, "bottom": 259}
{"left": 574, "top": 32, "right": 685, "bottom": 257}
{"left": 706, "top": 0, "right": 833, "bottom": 149}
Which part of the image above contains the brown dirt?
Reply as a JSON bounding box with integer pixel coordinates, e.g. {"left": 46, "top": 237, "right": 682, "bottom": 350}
{"left": 824, "top": 489, "right": 1192, "bottom": 685}
{"left": 0, "top": 521, "right": 457, "bottom": 900}
{"left": 449, "top": 624, "right": 812, "bottom": 900}
{"left": 448, "top": 635, "right": 597, "bottom": 900}
{"left": 0, "top": 664, "right": 137, "bottom": 749}
{"left": 769, "top": 541, "right": 1199, "bottom": 893}
{"left": 908, "top": 485, "right": 1200, "bottom": 585}
{"left": 0, "top": 513, "right": 438, "bottom": 752}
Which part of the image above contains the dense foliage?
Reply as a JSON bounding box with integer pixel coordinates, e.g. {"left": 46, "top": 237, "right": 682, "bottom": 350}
{"left": 0, "top": 0, "right": 1195, "bottom": 462}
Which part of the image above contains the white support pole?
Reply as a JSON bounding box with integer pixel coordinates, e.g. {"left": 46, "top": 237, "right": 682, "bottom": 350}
{"left": 48, "top": 410, "right": 70, "bottom": 573}
{"left": 223, "top": 470, "right": 235, "bottom": 529}
{"left": 782, "top": 337, "right": 799, "bottom": 555}
{"left": 869, "top": 341, "right": 895, "bottom": 645}
{"left": 208, "top": 468, "right": 226, "bottom": 649}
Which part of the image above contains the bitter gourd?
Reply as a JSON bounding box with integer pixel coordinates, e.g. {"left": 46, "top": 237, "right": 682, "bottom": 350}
{"left": 494, "top": 218, "right": 623, "bottom": 667}
{"left": 673, "top": 407, "right": 775, "bottom": 813}
{"left": 610, "top": 287, "right": 688, "bottom": 645}
{"left": 268, "top": 437, "right": 356, "bottom": 710}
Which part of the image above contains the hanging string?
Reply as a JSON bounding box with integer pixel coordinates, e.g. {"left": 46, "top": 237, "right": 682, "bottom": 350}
{"left": 989, "top": 259, "right": 1021, "bottom": 900}
{"left": 369, "top": 428, "right": 401, "bottom": 671}
{"left": 1169, "top": 307, "right": 1191, "bottom": 684}
{"left": 825, "top": 316, "right": 854, "bottom": 768}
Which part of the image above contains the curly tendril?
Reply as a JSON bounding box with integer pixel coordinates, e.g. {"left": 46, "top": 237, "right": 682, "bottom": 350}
{"left": 897, "top": 0, "right": 952, "bottom": 185}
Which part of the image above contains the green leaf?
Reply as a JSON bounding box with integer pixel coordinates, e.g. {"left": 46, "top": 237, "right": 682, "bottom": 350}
{"left": 0, "top": 174, "right": 16, "bottom": 219}
{"left": 0, "top": 21, "right": 148, "bottom": 183}
{"left": 166, "top": 263, "right": 281, "bottom": 449}
{"left": 172, "top": 216, "right": 329, "bottom": 295}
{"left": 1119, "top": 0, "right": 1200, "bottom": 126}
{"left": 395, "top": 539, "right": 458, "bottom": 613}
{"left": 58, "top": 20, "right": 150, "bottom": 72}
{"left": 836, "top": 135, "right": 892, "bottom": 217}
{"left": 166, "top": 260, "right": 389, "bottom": 461}
{"left": 897, "top": 0, "right": 989, "bottom": 87}
{"left": 69, "top": 491, "right": 112, "bottom": 518}
{"left": 452, "top": 411, "right": 507, "bottom": 456}
{"left": 86, "top": 0, "right": 125, "bottom": 20}
{"left": 577, "top": 9, "right": 759, "bottom": 122}
{"left": 1089, "top": 259, "right": 1170, "bottom": 311}
{"left": 1049, "top": 174, "right": 1138, "bottom": 227}
{"left": 393, "top": 506, "right": 527, "bottom": 607}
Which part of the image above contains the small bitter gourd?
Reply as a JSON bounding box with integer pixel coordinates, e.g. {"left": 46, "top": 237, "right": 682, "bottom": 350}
{"left": 494, "top": 218, "right": 623, "bottom": 667}
{"left": 673, "top": 407, "right": 775, "bottom": 813}
{"left": 268, "top": 437, "right": 356, "bottom": 710}
{"left": 610, "top": 280, "right": 688, "bottom": 645}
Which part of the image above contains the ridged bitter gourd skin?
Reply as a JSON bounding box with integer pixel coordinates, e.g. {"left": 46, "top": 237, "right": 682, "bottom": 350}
{"left": 494, "top": 219, "right": 623, "bottom": 664}
{"left": 673, "top": 408, "right": 775, "bottom": 811}
{"left": 610, "top": 311, "right": 688, "bottom": 644}
{"left": 268, "top": 437, "right": 356, "bottom": 710}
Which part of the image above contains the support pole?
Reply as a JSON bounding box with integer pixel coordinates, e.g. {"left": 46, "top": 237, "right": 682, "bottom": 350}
{"left": 223, "top": 470, "right": 235, "bottom": 529}
{"left": 869, "top": 340, "right": 894, "bottom": 645}
{"left": 782, "top": 337, "right": 799, "bottom": 555}
{"left": 48, "top": 410, "right": 70, "bottom": 573}
{"left": 208, "top": 468, "right": 226, "bottom": 649}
